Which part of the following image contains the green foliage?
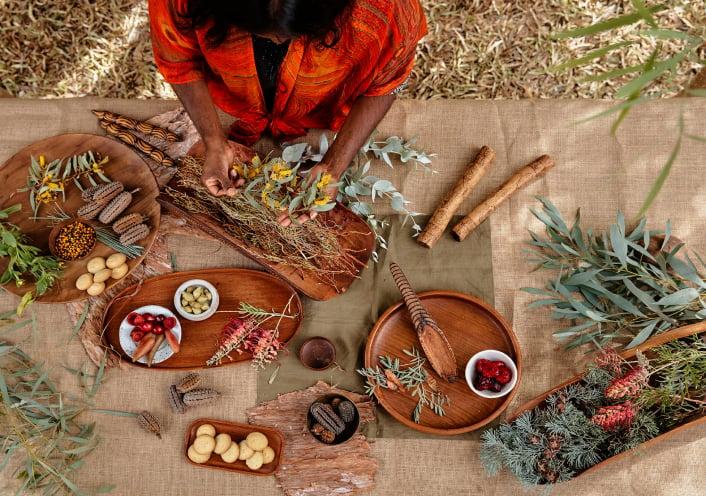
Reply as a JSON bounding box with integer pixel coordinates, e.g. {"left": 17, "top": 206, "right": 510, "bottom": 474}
{"left": 0, "top": 204, "right": 63, "bottom": 314}
{"left": 524, "top": 197, "right": 706, "bottom": 350}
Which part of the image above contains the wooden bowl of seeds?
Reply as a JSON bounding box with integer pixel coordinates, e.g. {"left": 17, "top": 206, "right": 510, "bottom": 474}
{"left": 48, "top": 219, "right": 97, "bottom": 261}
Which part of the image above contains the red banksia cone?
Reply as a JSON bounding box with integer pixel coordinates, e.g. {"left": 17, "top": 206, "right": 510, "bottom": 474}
{"left": 591, "top": 402, "right": 637, "bottom": 431}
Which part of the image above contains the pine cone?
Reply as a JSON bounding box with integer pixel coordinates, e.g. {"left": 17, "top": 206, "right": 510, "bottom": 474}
{"left": 337, "top": 400, "right": 356, "bottom": 423}
{"left": 605, "top": 367, "right": 647, "bottom": 400}
{"left": 591, "top": 402, "right": 637, "bottom": 431}
{"left": 137, "top": 410, "right": 162, "bottom": 439}
{"left": 310, "top": 403, "right": 345, "bottom": 434}
{"left": 175, "top": 372, "right": 202, "bottom": 394}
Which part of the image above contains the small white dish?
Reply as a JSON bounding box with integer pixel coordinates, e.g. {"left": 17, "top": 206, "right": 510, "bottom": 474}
{"left": 465, "top": 350, "right": 518, "bottom": 399}
{"left": 119, "top": 305, "right": 182, "bottom": 365}
{"left": 173, "top": 279, "right": 220, "bottom": 321}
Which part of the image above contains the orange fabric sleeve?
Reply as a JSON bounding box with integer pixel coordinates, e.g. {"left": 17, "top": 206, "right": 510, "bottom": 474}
{"left": 363, "top": 0, "right": 427, "bottom": 97}
{"left": 148, "top": 0, "right": 205, "bottom": 85}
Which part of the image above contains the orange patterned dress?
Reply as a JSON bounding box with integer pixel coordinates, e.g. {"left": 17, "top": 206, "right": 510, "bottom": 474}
{"left": 148, "top": 0, "right": 427, "bottom": 144}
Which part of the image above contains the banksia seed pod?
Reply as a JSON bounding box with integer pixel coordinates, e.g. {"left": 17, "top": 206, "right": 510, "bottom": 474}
{"left": 113, "top": 213, "right": 145, "bottom": 235}
{"left": 168, "top": 384, "right": 188, "bottom": 414}
{"left": 175, "top": 372, "right": 202, "bottom": 394}
{"left": 77, "top": 200, "right": 106, "bottom": 220}
{"left": 92, "top": 181, "right": 124, "bottom": 203}
{"left": 119, "top": 223, "right": 150, "bottom": 246}
{"left": 310, "top": 403, "right": 345, "bottom": 435}
{"left": 318, "top": 429, "right": 336, "bottom": 444}
{"left": 98, "top": 191, "right": 132, "bottom": 224}
{"left": 81, "top": 184, "right": 104, "bottom": 202}
{"left": 182, "top": 388, "right": 221, "bottom": 407}
{"left": 137, "top": 410, "right": 162, "bottom": 439}
{"left": 337, "top": 400, "right": 356, "bottom": 423}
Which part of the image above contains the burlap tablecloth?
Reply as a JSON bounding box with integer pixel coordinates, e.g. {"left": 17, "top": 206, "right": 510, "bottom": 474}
{"left": 1, "top": 97, "right": 705, "bottom": 495}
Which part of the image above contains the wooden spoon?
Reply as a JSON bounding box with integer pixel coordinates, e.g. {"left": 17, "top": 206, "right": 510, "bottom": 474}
{"left": 389, "top": 262, "right": 459, "bottom": 382}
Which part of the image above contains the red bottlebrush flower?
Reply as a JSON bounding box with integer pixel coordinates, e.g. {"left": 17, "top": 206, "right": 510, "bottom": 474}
{"left": 605, "top": 366, "right": 647, "bottom": 400}
{"left": 594, "top": 348, "right": 623, "bottom": 375}
{"left": 591, "top": 402, "right": 637, "bottom": 431}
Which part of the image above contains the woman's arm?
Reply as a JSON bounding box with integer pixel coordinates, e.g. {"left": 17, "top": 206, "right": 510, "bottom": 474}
{"left": 172, "top": 80, "right": 252, "bottom": 196}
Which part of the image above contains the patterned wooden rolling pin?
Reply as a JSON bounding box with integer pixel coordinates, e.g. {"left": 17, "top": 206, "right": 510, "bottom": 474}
{"left": 93, "top": 109, "right": 181, "bottom": 142}
{"left": 389, "top": 262, "right": 458, "bottom": 382}
{"left": 100, "top": 121, "right": 176, "bottom": 168}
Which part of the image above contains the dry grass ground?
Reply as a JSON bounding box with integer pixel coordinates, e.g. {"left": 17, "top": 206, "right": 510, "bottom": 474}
{"left": 0, "top": 1, "right": 703, "bottom": 100}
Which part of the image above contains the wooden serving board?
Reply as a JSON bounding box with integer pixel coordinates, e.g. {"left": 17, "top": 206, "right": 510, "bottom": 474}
{"left": 365, "top": 291, "right": 522, "bottom": 435}
{"left": 157, "top": 140, "right": 375, "bottom": 301}
{"left": 184, "top": 418, "right": 285, "bottom": 476}
{"left": 101, "top": 268, "right": 303, "bottom": 369}
{"left": 508, "top": 321, "right": 706, "bottom": 482}
{"left": 0, "top": 133, "right": 161, "bottom": 302}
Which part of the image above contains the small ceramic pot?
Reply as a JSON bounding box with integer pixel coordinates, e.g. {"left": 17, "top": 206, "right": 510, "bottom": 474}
{"left": 307, "top": 394, "right": 360, "bottom": 445}
{"left": 465, "top": 349, "right": 518, "bottom": 399}
{"left": 173, "top": 279, "right": 219, "bottom": 321}
{"left": 298, "top": 337, "right": 336, "bottom": 370}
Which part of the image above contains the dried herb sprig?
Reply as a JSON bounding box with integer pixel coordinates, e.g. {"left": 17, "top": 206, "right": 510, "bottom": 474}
{"left": 357, "top": 347, "right": 450, "bottom": 423}
{"left": 524, "top": 196, "right": 706, "bottom": 351}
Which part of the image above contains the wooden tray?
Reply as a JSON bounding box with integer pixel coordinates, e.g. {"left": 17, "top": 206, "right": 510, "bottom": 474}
{"left": 365, "top": 290, "right": 522, "bottom": 435}
{"left": 0, "top": 133, "right": 161, "bottom": 303}
{"left": 508, "top": 321, "right": 706, "bottom": 482}
{"left": 157, "top": 140, "right": 375, "bottom": 301}
{"left": 101, "top": 268, "right": 303, "bottom": 369}
{"left": 184, "top": 418, "right": 285, "bottom": 476}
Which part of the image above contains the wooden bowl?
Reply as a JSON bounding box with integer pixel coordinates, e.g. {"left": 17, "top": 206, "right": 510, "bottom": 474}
{"left": 365, "top": 290, "right": 522, "bottom": 435}
{"left": 298, "top": 337, "right": 336, "bottom": 370}
{"left": 307, "top": 394, "right": 360, "bottom": 445}
{"left": 184, "top": 418, "right": 284, "bottom": 475}
{"left": 48, "top": 219, "right": 96, "bottom": 261}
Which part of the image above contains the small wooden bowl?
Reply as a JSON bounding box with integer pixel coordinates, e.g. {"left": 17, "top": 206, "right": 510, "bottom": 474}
{"left": 48, "top": 219, "right": 96, "bottom": 261}
{"left": 307, "top": 394, "right": 360, "bottom": 445}
{"left": 298, "top": 337, "right": 336, "bottom": 370}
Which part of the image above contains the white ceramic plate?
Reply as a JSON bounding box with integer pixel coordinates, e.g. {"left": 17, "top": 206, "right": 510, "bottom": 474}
{"left": 173, "top": 279, "right": 220, "bottom": 321}
{"left": 119, "top": 305, "right": 182, "bottom": 365}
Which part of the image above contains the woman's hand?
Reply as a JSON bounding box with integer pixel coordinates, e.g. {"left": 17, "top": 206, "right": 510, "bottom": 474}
{"left": 202, "top": 140, "right": 255, "bottom": 197}
{"left": 277, "top": 162, "right": 340, "bottom": 227}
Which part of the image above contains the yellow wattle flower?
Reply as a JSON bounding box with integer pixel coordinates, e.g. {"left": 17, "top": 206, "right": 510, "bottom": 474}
{"left": 316, "top": 173, "right": 332, "bottom": 190}
{"left": 314, "top": 195, "right": 331, "bottom": 206}
{"left": 47, "top": 182, "right": 61, "bottom": 191}
{"left": 231, "top": 164, "right": 244, "bottom": 177}
{"left": 39, "top": 155, "right": 46, "bottom": 168}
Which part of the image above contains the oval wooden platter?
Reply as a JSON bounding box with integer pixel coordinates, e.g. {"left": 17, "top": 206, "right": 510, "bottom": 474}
{"left": 0, "top": 133, "right": 160, "bottom": 303}
{"left": 508, "top": 321, "right": 706, "bottom": 483}
{"left": 156, "top": 140, "right": 375, "bottom": 301}
{"left": 365, "top": 290, "right": 522, "bottom": 435}
{"left": 101, "top": 268, "right": 303, "bottom": 369}
{"left": 184, "top": 418, "right": 285, "bottom": 476}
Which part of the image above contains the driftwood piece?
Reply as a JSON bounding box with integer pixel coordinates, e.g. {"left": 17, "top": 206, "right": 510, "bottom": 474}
{"left": 246, "top": 381, "right": 378, "bottom": 496}
{"left": 452, "top": 154, "right": 555, "bottom": 241}
{"left": 417, "top": 145, "right": 495, "bottom": 248}
{"left": 389, "top": 262, "right": 459, "bottom": 382}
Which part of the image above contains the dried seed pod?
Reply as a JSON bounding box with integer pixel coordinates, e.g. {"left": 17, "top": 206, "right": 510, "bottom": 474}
{"left": 310, "top": 403, "right": 345, "bottom": 435}
{"left": 318, "top": 429, "right": 336, "bottom": 444}
{"left": 119, "top": 223, "right": 150, "bottom": 246}
{"left": 182, "top": 388, "right": 221, "bottom": 407}
{"left": 168, "top": 384, "right": 188, "bottom": 414}
{"left": 337, "top": 400, "right": 356, "bottom": 423}
{"left": 137, "top": 410, "right": 162, "bottom": 439}
{"left": 77, "top": 200, "right": 106, "bottom": 220}
{"left": 81, "top": 183, "right": 104, "bottom": 202}
{"left": 92, "top": 181, "right": 124, "bottom": 203}
{"left": 92, "top": 109, "right": 181, "bottom": 142}
{"left": 101, "top": 121, "right": 176, "bottom": 167}
{"left": 176, "top": 372, "right": 202, "bottom": 394}
{"left": 112, "top": 213, "right": 145, "bottom": 235}
{"left": 98, "top": 191, "right": 132, "bottom": 224}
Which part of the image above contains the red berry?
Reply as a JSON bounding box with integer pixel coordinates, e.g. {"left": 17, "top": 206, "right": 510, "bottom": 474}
{"left": 163, "top": 317, "right": 177, "bottom": 330}
{"left": 475, "top": 375, "right": 495, "bottom": 391}
{"left": 140, "top": 322, "right": 153, "bottom": 332}
{"left": 133, "top": 314, "right": 145, "bottom": 325}
{"left": 496, "top": 367, "right": 512, "bottom": 385}
{"left": 127, "top": 312, "right": 138, "bottom": 325}
{"left": 156, "top": 314, "right": 165, "bottom": 322}
{"left": 152, "top": 323, "right": 165, "bottom": 335}
{"left": 490, "top": 380, "right": 503, "bottom": 393}
{"left": 143, "top": 313, "right": 155, "bottom": 322}
{"left": 130, "top": 330, "right": 144, "bottom": 342}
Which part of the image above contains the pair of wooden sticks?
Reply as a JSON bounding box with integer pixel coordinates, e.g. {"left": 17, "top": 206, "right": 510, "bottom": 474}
{"left": 92, "top": 110, "right": 179, "bottom": 168}
{"left": 417, "top": 146, "right": 555, "bottom": 248}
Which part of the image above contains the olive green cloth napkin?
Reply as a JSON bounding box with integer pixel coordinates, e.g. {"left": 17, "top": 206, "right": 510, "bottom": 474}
{"left": 256, "top": 215, "right": 493, "bottom": 439}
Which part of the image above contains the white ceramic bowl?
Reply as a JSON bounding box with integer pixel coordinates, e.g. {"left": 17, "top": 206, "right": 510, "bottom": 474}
{"left": 465, "top": 350, "right": 518, "bottom": 399}
{"left": 173, "top": 279, "right": 220, "bottom": 321}
{"left": 119, "top": 305, "right": 182, "bottom": 365}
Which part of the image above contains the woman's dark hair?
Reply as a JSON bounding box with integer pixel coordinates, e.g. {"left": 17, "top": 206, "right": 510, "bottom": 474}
{"left": 181, "top": 0, "right": 353, "bottom": 48}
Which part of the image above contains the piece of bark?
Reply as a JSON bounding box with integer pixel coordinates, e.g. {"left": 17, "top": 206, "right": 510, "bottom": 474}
{"left": 247, "top": 381, "right": 377, "bottom": 496}
{"left": 452, "top": 154, "right": 555, "bottom": 241}
{"left": 417, "top": 145, "right": 495, "bottom": 248}
{"left": 389, "top": 262, "right": 458, "bottom": 382}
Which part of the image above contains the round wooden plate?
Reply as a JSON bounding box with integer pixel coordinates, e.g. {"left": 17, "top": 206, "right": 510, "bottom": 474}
{"left": 365, "top": 291, "right": 522, "bottom": 435}
{"left": 0, "top": 133, "right": 161, "bottom": 302}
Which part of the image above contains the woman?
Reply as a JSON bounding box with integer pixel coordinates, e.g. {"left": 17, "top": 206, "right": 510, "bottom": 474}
{"left": 148, "top": 0, "right": 426, "bottom": 208}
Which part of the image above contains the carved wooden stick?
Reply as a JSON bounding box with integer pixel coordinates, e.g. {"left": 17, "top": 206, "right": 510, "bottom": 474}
{"left": 417, "top": 145, "right": 495, "bottom": 248}
{"left": 93, "top": 109, "right": 181, "bottom": 142}
{"left": 100, "top": 121, "right": 176, "bottom": 168}
{"left": 452, "top": 155, "right": 555, "bottom": 241}
{"left": 389, "top": 262, "right": 458, "bottom": 382}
